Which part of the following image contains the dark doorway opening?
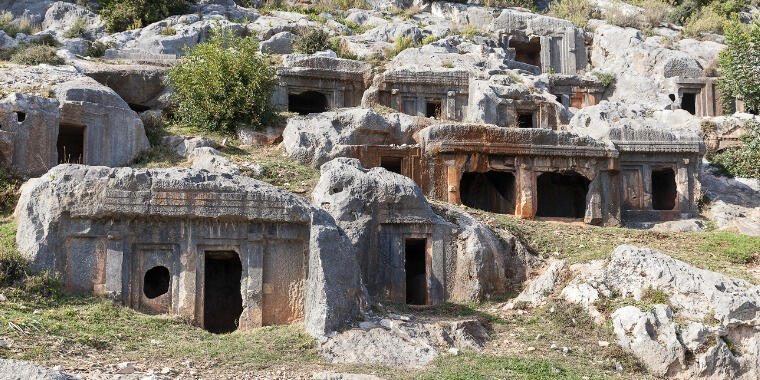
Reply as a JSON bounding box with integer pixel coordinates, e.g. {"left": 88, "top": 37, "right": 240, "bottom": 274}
{"left": 128, "top": 103, "right": 151, "bottom": 113}
{"left": 57, "top": 124, "right": 85, "bottom": 164}
{"left": 536, "top": 171, "right": 589, "bottom": 218}
{"left": 381, "top": 157, "right": 403, "bottom": 174}
{"left": 426, "top": 100, "right": 442, "bottom": 118}
{"left": 204, "top": 251, "right": 243, "bottom": 334}
{"left": 651, "top": 168, "right": 677, "bottom": 210}
{"left": 15, "top": 112, "right": 25, "bottom": 122}
{"left": 681, "top": 92, "right": 696, "bottom": 115}
{"left": 509, "top": 38, "right": 541, "bottom": 67}
{"left": 517, "top": 112, "right": 534, "bottom": 128}
{"left": 288, "top": 91, "right": 328, "bottom": 115}
{"left": 405, "top": 238, "right": 427, "bottom": 305}
{"left": 143, "top": 266, "right": 170, "bottom": 299}
{"left": 460, "top": 171, "right": 516, "bottom": 214}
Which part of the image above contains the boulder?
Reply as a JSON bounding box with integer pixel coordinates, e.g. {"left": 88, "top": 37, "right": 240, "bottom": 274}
{"left": 562, "top": 245, "right": 760, "bottom": 379}
{"left": 188, "top": 147, "right": 240, "bottom": 176}
{"left": 42, "top": 1, "right": 105, "bottom": 39}
{"left": 162, "top": 135, "right": 218, "bottom": 157}
{"left": 505, "top": 259, "right": 565, "bottom": 309}
{"left": 319, "top": 318, "right": 487, "bottom": 368}
{"left": 0, "top": 359, "right": 76, "bottom": 380}
{"left": 611, "top": 305, "right": 687, "bottom": 377}
{"left": 701, "top": 164, "right": 760, "bottom": 236}
{"left": 259, "top": 31, "right": 295, "bottom": 54}
{"left": 282, "top": 108, "right": 422, "bottom": 168}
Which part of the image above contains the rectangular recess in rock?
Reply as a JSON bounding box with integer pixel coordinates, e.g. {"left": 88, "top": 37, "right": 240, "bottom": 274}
{"left": 57, "top": 123, "right": 86, "bottom": 164}
{"left": 203, "top": 250, "right": 244, "bottom": 333}
{"left": 405, "top": 238, "right": 428, "bottom": 305}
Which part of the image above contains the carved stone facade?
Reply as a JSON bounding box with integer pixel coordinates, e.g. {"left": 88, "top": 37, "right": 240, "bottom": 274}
{"left": 16, "top": 167, "right": 329, "bottom": 333}
{"left": 0, "top": 83, "right": 149, "bottom": 177}
{"left": 341, "top": 124, "right": 704, "bottom": 226}
{"left": 371, "top": 69, "right": 470, "bottom": 121}
{"left": 673, "top": 77, "right": 723, "bottom": 117}
{"left": 493, "top": 10, "right": 588, "bottom": 75}
{"left": 274, "top": 55, "right": 372, "bottom": 114}
{"left": 549, "top": 75, "right": 605, "bottom": 109}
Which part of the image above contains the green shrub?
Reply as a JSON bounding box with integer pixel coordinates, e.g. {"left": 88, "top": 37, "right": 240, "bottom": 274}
{"left": 386, "top": 35, "right": 418, "bottom": 58}
{"left": 316, "top": 0, "right": 369, "bottom": 10}
{"left": 87, "top": 41, "right": 110, "bottom": 57}
{"left": 328, "top": 37, "right": 358, "bottom": 60}
{"left": 711, "top": 121, "right": 760, "bottom": 179}
{"left": 548, "top": 0, "right": 597, "bottom": 28}
{"left": 31, "top": 33, "right": 60, "bottom": 47}
{"left": 23, "top": 270, "right": 63, "bottom": 297}
{"left": 638, "top": 0, "right": 672, "bottom": 30}
{"left": 293, "top": 28, "right": 331, "bottom": 55}
{"left": 0, "top": 169, "right": 23, "bottom": 216}
{"left": 10, "top": 45, "right": 64, "bottom": 65}
{"left": 593, "top": 71, "right": 616, "bottom": 87}
{"left": 0, "top": 11, "right": 37, "bottom": 38}
{"left": 682, "top": 7, "right": 728, "bottom": 36}
{"left": 718, "top": 21, "right": 760, "bottom": 115}
{"left": 161, "top": 26, "right": 177, "bottom": 36}
{"left": 64, "top": 16, "right": 88, "bottom": 38}
{"left": 166, "top": 28, "right": 278, "bottom": 134}
{"left": 641, "top": 287, "right": 669, "bottom": 305}
{"left": 99, "top": 0, "right": 191, "bottom": 32}
{"left": 0, "top": 222, "right": 25, "bottom": 287}
{"left": 482, "top": 0, "right": 538, "bottom": 10}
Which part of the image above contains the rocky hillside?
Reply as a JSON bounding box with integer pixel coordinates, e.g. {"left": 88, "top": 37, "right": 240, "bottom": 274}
{"left": 0, "top": 0, "right": 759, "bottom": 379}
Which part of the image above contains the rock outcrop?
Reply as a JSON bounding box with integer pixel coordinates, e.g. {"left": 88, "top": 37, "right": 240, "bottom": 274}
{"left": 561, "top": 245, "right": 760, "bottom": 379}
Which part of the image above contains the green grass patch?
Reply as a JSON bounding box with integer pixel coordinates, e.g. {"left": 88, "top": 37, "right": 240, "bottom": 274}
{"left": 471, "top": 210, "right": 760, "bottom": 283}
{"left": 418, "top": 352, "right": 597, "bottom": 379}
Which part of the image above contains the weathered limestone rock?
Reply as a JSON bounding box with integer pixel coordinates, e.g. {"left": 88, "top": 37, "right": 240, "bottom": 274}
{"left": 504, "top": 259, "right": 565, "bottom": 309}
{"left": 305, "top": 209, "right": 365, "bottom": 337}
{"left": 282, "top": 108, "right": 423, "bottom": 168}
{"left": 260, "top": 31, "right": 295, "bottom": 54}
{"left": 562, "top": 245, "right": 760, "bottom": 379}
{"left": 15, "top": 165, "right": 362, "bottom": 336}
{"left": 611, "top": 305, "right": 687, "bottom": 377}
{"left": 188, "top": 147, "right": 240, "bottom": 175}
{"left": 0, "top": 359, "right": 77, "bottom": 380}
{"left": 0, "top": 66, "right": 149, "bottom": 176}
{"left": 42, "top": 1, "right": 105, "bottom": 40}
{"left": 701, "top": 164, "right": 760, "bottom": 236}
{"left": 588, "top": 22, "right": 724, "bottom": 109}
{"left": 77, "top": 61, "right": 167, "bottom": 110}
{"left": 0, "top": 0, "right": 55, "bottom": 24}
{"left": 319, "top": 318, "right": 487, "bottom": 368}
{"left": 162, "top": 135, "right": 218, "bottom": 157}
{"left": 313, "top": 158, "right": 524, "bottom": 304}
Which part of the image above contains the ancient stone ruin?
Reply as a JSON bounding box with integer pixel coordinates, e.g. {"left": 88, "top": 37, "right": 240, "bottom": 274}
{"left": 274, "top": 54, "right": 372, "bottom": 115}
{"left": 0, "top": 67, "right": 149, "bottom": 176}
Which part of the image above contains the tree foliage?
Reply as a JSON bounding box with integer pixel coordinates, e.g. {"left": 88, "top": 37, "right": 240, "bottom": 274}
{"left": 718, "top": 21, "right": 760, "bottom": 115}
{"left": 711, "top": 121, "right": 760, "bottom": 179}
{"left": 166, "top": 28, "right": 279, "bottom": 134}
{"left": 99, "top": 0, "right": 190, "bottom": 32}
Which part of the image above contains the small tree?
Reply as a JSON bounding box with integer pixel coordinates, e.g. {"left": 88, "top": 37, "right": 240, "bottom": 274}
{"left": 99, "top": 0, "right": 190, "bottom": 32}
{"left": 718, "top": 21, "right": 760, "bottom": 115}
{"left": 293, "top": 29, "right": 331, "bottom": 55}
{"left": 167, "top": 28, "right": 279, "bottom": 134}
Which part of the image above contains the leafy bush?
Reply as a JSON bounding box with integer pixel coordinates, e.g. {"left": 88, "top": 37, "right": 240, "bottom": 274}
{"left": 161, "top": 26, "right": 177, "bottom": 36}
{"left": 0, "top": 169, "right": 23, "bottom": 216}
{"left": 87, "top": 41, "right": 110, "bottom": 57}
{"left": 99, "top": 0, "right": 190, "bottom": 32}
{"left": 548, "top": 0, "right": 597, "bottom": 28}
{"left": 166, "top": 28, "right": 279, "bottom": 134}
{"left": 0, "top": 222, "right": 25, "bottom": 287}
{"left": 10, "top": 45, "right": 64, "bottom": 65}
{"left": 481, "top": 0, "right": 538, "bottom": 10}
{"left": 637, "top": 0, "right": 672, "bottom": 30}
{"left": 641, "top": 286, "right": 669, "bottom": 305}
{"left": 293, "top": 28, "right": 331, "bottom": 55}
{"left": 0, "top": 11, "right": 37, "bottom": 38}
{"left": 718, "top": 21, "right": 760, "bottom": 115}
{"left": 316, "top": 0, "right": 369, "bottom": 10}
{"left": 604, "top": 7, "right": 644, "bottom": 29}
{"left": 64, "top": 16, "right": 88, "bottom": 38}
{"left": 710, "top": 121, "right": 760, "bottom": 179}
{"left": 328, "top": 37, "right": 358, "bottom": 60}
{"left": 593, "top": 71, "right": 616, "bottom": 87}
{"left": 682, "top": 6, "right": 727, "bottom": 36}
{"left": 386, "top": 35, "right": 418, "bottom": 58}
